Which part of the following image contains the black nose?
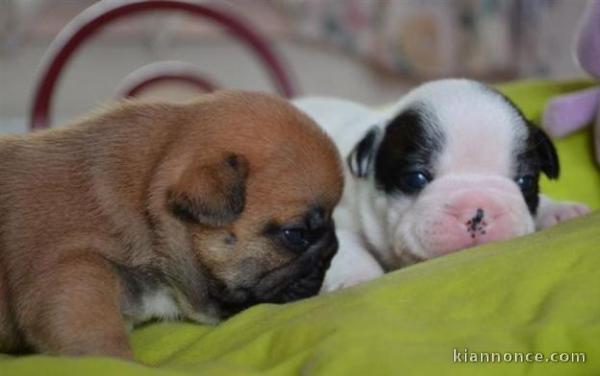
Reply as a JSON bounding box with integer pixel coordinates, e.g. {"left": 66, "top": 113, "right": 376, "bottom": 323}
{"left": 469, "top": 208, "right": 484, "bottom": 226}
{"left": 473, "top": 208, "right": 484, "bottom": 222}
{"left": 313, "top": 227, "right": 338, "bottom": 260}
{"left": 254, "top": 228, "right": 338, "bottom": 306}
{"left": 467, "top": 208, "right": 487, "bottom": 237}
{"left": 324, "top": 230, "right": 338, "bottom": 259}
{"left": 278, "top": 234, "right": 337, "bottom": 303}
{"left": 298, "top": 227, "right": 337, "bottom": 276}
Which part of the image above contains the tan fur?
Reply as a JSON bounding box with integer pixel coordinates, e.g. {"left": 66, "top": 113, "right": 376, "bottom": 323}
{"left": 0, "top": 91, "right": 343, "bottom": 358}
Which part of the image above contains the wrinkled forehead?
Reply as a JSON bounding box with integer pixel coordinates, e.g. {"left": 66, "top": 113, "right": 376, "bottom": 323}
{"left": 247, "top": 152, "right": 343, "bottom": 214}
{"left": 423, "top": 90, "right": 529, "bottom": 177}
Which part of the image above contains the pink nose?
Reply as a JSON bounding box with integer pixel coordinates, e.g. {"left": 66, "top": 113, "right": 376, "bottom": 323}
{"left": 421, "top": 190, "right": 525, "bottom": 257}
{"left": 448, "top": 195, "right": 509, "bottom": 245}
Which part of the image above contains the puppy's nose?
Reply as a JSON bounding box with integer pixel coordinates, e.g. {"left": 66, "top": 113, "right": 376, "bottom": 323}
{"left": 316, "top": 228, "right": 338, "bottom": 258}
{"left": 465, "top": 208, "right": 487, "bottom": 238}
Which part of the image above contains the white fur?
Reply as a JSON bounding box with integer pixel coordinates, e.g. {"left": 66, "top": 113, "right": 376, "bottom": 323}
{"left": 124, "top": 287, "right": 222, "bottom": 328}
{"left": 139, "top": 289, "right": 181, "bottom": 320}
{"left": 124, "top": 288, "right": 181, "bottom": 328}
{"left": 294, "top": 79, "right": 590, "bottom": 293}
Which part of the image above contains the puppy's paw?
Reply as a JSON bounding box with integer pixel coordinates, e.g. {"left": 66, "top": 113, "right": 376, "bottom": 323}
{"left": 320, "top": 271, "right": 383, "bottom": 293}
{"left": 322, "top": 278, "right": 367, "bottom": 293}
{"left": 536, "top": 201, "right": 591, "bottom": 229}
{"left": 320, "top": 231, "right": 385, "bottom": 293}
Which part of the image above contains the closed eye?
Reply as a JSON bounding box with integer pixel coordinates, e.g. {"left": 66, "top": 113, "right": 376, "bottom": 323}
{"left": 281, "top": 226, "right": 325, "bottom": 253}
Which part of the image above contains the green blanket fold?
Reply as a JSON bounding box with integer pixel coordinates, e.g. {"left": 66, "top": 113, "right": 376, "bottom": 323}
{"left": 1, "top": 80, "right": 599, "bottom": 376}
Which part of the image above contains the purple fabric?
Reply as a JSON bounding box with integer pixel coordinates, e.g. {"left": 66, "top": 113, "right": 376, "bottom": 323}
{"left": 543, "top": 0, "right": 600, "bottom": 166}
{"left": 577, "top": 0, "right": 600, "bottom": 78}
{"left": 543, "top": 88, "right": 600, "bottom": 137}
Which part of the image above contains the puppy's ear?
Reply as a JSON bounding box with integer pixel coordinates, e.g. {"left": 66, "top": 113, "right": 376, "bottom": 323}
{"left": 528, "top": 125, "right": 560, "bottom": 179}
{"left": 347, "top": 126, "right": 381, "bottom": 178}
{"left": 168, "top": 153, "right": 249, "bottom": 227}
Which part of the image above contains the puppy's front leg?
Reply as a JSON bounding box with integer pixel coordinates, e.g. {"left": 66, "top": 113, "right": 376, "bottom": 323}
{"left": 535, "top": 194, "right": 591, "bottom": 230}
{"left": 321, "top": 230, "right": 384, "bottom": 292}
{"left": 18, "top": 253, "right": 132, "bottom": 358}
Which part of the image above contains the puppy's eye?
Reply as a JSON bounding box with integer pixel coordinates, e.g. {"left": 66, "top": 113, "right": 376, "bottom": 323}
{"left": 281, "top": 226, "right": 326, "bottom": 253}
{"left": 400, "top": 171, "right": 431, "bottom": 193}
{"left": 282, "top": 228, "right": 310, "bottom": 250}
{"left": 516, "top": 175, "right": 535, "bottom": 192}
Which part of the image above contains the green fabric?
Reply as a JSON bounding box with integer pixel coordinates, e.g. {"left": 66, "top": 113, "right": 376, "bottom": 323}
{"left": 1, "top": 80, "right": 599, "bottom": 375}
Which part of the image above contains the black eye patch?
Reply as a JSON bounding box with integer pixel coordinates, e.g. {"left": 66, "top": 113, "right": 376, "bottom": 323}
{"left": 476, "top": 85, "right": 559, "bottom": 215}
{"left": 374, "top": 106, "right": 444, "bottom": 195}
{"left": 514, "top": 125, "right": 560, "bottom": 215}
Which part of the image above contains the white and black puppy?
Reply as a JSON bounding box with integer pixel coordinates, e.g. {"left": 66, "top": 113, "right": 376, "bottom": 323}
{"left": 294, "top": 79, "right": 590, "bottom": 292}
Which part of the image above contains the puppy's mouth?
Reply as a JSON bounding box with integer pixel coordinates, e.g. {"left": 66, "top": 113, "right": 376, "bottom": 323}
{"left": 209, "top": 235, "right": 338, "bottom": 318}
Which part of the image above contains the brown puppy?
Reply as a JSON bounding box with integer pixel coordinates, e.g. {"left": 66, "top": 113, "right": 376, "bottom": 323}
{"left": 0, "top": 91, "right": 343, "bottom": 358}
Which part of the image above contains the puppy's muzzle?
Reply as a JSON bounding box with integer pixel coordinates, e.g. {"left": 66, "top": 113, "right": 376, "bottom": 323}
{"left": 258, "top": 229, "right": 338, "bottom": 301}
{"left": 216, "top": 230, "right": 338, "bottom": 317}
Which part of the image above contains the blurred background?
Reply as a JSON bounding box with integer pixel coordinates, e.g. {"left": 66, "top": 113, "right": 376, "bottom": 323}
{"left": 0, "top": 0, "right": 591, "bottom": 133}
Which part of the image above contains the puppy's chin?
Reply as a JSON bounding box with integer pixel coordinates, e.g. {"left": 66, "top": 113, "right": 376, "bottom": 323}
{"left": 389, "top": 175, "right": 535, "bottom": 264}
{"left": 207, "top": 235, "right": 338, "bottom": 319}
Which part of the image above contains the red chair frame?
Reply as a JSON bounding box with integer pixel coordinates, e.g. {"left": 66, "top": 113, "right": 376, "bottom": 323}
{"left": 30, "top": 0, "right": 298, "bottom": 130}
{"left": 115, "top": 61, "right": 218, "bottom": 98}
